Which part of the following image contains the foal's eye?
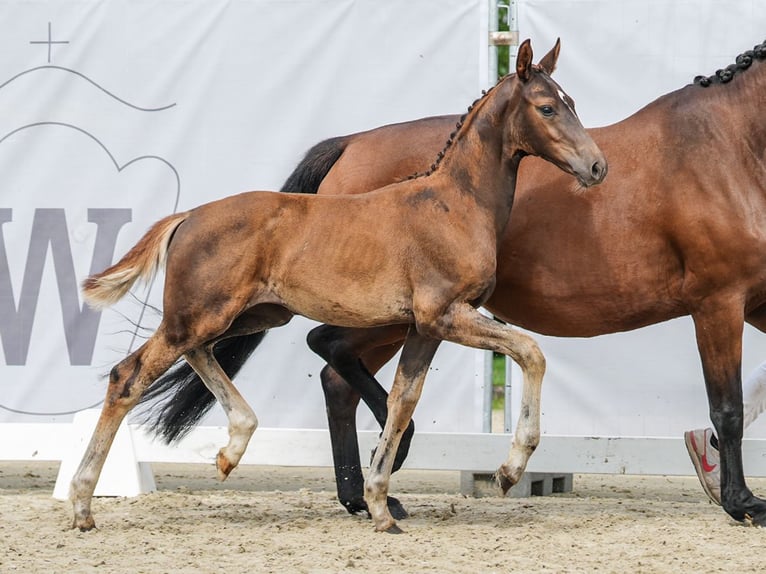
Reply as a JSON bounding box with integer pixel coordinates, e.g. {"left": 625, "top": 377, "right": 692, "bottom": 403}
{"left": 539, "top": 105, "right": 555, "bottom": 117}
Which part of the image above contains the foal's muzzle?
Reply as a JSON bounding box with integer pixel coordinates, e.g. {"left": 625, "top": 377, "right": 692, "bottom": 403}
{"left": 575, "top": 154, "right": 608, "bottom": 188}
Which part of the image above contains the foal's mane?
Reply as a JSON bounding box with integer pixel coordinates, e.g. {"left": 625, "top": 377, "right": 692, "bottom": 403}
{"left": 694, "top": 39, "right": 766, "bottom": 86}
{"left": 407, "top": 71, "right": 519, "bottom": 180}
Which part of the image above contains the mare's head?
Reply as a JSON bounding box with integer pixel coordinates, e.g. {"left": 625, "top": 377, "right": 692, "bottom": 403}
{"left": 509, "top": 39, "right": 607, "bottom": 187}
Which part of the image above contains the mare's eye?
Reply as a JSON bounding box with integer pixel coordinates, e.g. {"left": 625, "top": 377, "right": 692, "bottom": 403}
{"left": 539, "top": 105, "right": 555, "bottom": 117}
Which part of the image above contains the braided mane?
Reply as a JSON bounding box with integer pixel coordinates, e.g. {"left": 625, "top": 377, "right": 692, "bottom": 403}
{"left": 694, "top": 39, "right": 766, "bottom": 86}
{"left": 407, "top": 72, "right": 514, "bottom": 180}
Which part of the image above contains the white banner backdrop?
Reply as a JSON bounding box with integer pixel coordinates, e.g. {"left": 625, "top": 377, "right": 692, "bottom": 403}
{"left": 514, "top": 0, "right": 766, "bottom": 440}
{"left": 0, "top": 0, "right": 489, "bottom": 432}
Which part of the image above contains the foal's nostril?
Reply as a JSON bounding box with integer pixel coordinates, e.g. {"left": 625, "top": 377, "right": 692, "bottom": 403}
{"left": 591, "top": 161, "right": 605, "bottom": 181}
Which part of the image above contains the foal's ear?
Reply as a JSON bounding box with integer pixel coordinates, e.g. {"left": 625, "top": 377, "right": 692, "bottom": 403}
{"left": 538, "top": 38, "right": 561, "bottom": 75}
{"left": 516, "top": 39, "right": 533, "bottom": 82}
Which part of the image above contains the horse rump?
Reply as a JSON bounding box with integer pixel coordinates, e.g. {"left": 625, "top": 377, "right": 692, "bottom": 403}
{"left": 136, "top": 136, "right": 347, "bottom": 441}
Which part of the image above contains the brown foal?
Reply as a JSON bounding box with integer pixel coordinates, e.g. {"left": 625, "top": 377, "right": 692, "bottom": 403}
{"left": 70, "top": 39, "right": 606, "bottom": 533}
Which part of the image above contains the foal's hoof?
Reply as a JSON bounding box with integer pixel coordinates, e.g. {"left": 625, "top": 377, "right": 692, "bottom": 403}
{"left": 383, "top": 523, "right": 405, "bottom": 535}
{"left": 72, "top": 515, "right": 97, "bottom": 532}
{"left": 495, "top": 469, "right": 517, "bottom": 495}
{"left": 216, "top": 451, "right": 234, "bottom": 481}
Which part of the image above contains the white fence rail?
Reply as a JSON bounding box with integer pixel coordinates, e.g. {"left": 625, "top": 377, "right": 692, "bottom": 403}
{"left": 3, "top": 416, "right": 765, "bottom": 499}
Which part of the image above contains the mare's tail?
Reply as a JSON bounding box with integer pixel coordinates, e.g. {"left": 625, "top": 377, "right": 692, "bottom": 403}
{"left": 83, "top": 213, "right": 188, "bottom": 309}
{"left": 137, "top": 135, "right": 349, "bottom": 443}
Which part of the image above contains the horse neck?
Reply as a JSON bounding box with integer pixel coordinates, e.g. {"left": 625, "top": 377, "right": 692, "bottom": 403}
{"left": 689, "top": 56, "right": 766, "bottom": 147}
{"left": 435, "top": 78, "right": 523, "bottom": 234}
{"left": 730, "top": 59, "right": 766, "bottom": 147}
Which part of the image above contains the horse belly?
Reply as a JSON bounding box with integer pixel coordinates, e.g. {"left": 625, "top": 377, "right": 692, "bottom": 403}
{"left": 276, "top": 280, "right": 414, "bottom": 328}
{"left": 273, "top": 236, "right": 414, "bottom": 328}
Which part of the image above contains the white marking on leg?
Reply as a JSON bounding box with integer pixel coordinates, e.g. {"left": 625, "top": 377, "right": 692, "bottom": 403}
{"left": 185, "top": 349, "right": 257, "bottom": 477}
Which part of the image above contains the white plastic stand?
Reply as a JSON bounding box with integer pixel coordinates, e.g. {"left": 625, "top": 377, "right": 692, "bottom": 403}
{"left": 53, "top": 409, "right": 156, "bottom": 500}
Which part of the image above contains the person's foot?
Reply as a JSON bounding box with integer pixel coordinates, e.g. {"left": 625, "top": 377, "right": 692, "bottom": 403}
{"left": 684, "top": 428, "right": 721, "bottom": 505}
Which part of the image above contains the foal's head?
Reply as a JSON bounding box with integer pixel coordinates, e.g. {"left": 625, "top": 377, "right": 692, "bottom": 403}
{"left": 508, "top": 39, "right": 607, "bottom": 187}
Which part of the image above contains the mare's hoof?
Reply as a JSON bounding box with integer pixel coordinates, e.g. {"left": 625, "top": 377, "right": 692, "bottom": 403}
{"left": 373, "top": 518, "right": 403, "bottom": 533}
{"left": 342, "top": 498, "right": 369, "bottom": 516}
{"left": 725, "top": 494, "right": 766, "bottom": 527}
{"left": 744, "top": 511, "right": 766, "bottom": 528}
{"left": 388, "top": 496, "right": 409, "bottom": 520}
{"left": 343, "top": 496, "right": 408, "bottom": 520}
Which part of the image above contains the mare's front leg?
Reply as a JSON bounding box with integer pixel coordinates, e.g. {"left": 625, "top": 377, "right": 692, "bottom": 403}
{"left": 71, "top": 334, "right": 182, "bottom": 531}
{"left": 418, "top": 302, "right": 545, "bottom": 493}
{"left": 365, "top": 328, "right": 441, "bottom": 533}
{"left": 308, "top": 324, "right": 410, "bottom": 518}
{"left": 694, "top": 304, "right": 766, "bottom": 525}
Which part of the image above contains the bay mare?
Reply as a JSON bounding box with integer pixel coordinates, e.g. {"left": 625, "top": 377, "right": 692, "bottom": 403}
{"left": 141, "top": 39, "right": 766, "bottom": 527}
{"left": 71, "top": 41, "right": 606, "bottom": 533}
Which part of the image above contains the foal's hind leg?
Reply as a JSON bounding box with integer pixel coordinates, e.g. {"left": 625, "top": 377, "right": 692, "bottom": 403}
{"left": 70, "top": 334, "right": 184, "bottom": 531}
{"left": 185, "top": 347, "right": 257, "bottom": 480}
{"left": 184, "top": 304, "right": 294, "bottom": 480}
{"left": 417, "top": 302, "right": 545, "bottom": 493}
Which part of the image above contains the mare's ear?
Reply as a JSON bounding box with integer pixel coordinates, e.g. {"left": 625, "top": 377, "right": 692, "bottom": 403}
{"left": 538, "top": 38, "right": 561, "bottom": 75}
{"left": 516, "top": 39, "right": 533, "bottom": 82}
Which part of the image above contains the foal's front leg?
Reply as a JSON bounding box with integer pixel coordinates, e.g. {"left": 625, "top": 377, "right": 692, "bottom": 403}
{"left": 418, "top": 302, "right": 545, "bottom": 493}
{"left": 365, "top": 329, "right": 440, "bottom": 533}
{"left": 185, "top": 347, "right": 257, "bottom": 480}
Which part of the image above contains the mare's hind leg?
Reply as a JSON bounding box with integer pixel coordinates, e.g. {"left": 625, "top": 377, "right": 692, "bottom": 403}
{"left": 307, "top": 324, "right": 409, "bottom": 518}
{"left": 185, "top": 347, "right": 257, "bottom": 480}
{"left": 694, "top": 303, "right": 766, "bottom": 526}
{"left": 417, "top": 302, "right": 545, "bottom": 493}
{"left": 70, "top": 333, "right": 184, "bottom": 531}
{"left": 363, "top": 328, "right": 441, "bottom": 533}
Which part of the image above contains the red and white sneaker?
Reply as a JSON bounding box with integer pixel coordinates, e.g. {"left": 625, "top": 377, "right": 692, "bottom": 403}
{"left": 684, "top": 428, "right": 721, "bottom": 505}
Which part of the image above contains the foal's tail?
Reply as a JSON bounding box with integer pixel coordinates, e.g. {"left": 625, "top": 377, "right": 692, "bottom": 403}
{"left": 82, "top": 213, "right": 188, "bottom": 310}
{"left": 136, "top": 135, "right": 349, "bottom": 443}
